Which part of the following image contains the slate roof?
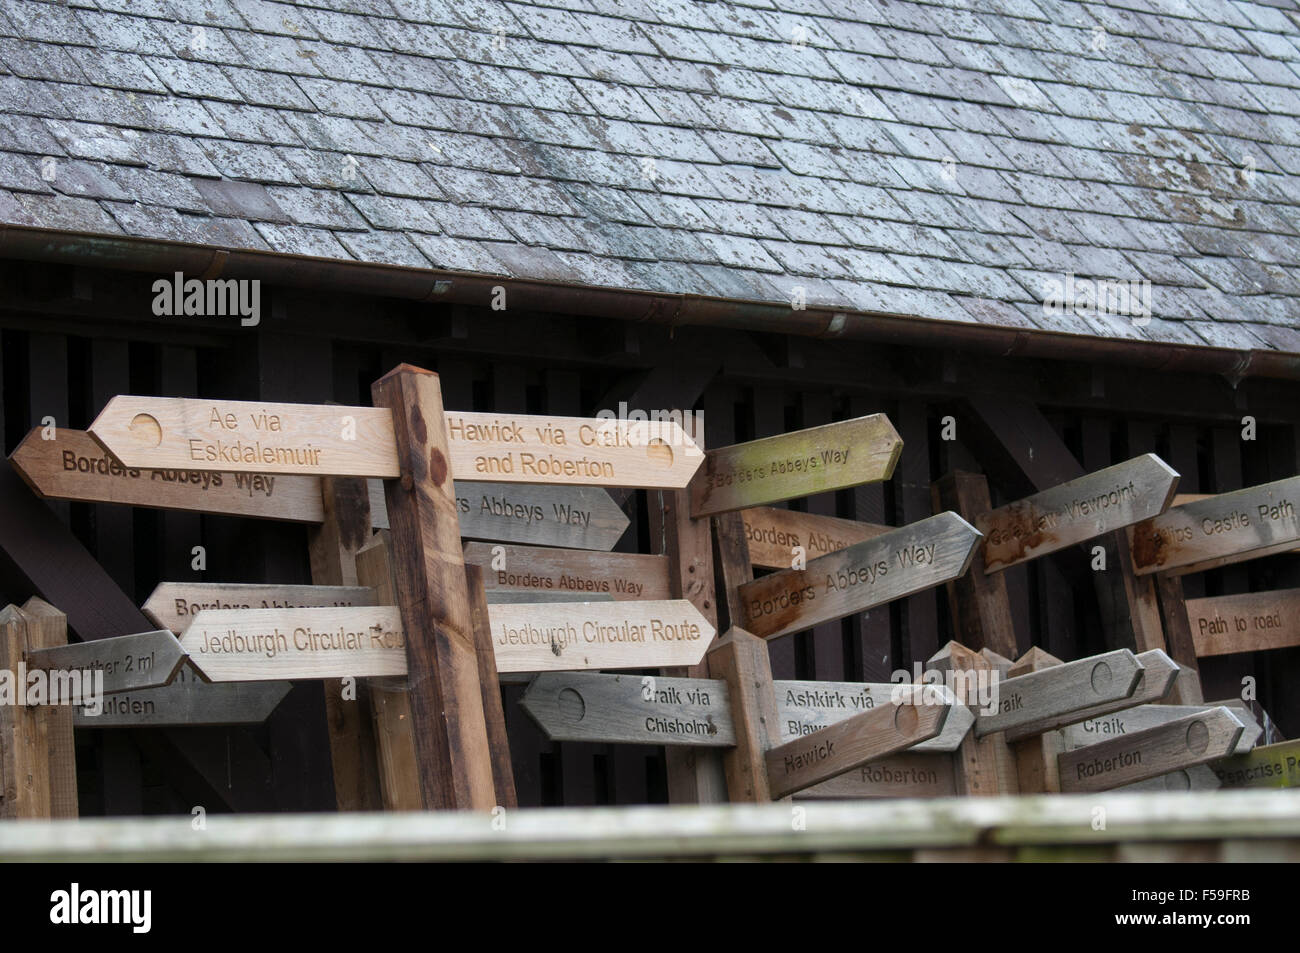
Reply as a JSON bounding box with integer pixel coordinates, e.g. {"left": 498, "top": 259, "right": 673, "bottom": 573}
{"left": 1, "top": 0, "right": 1298, "bottom": 352}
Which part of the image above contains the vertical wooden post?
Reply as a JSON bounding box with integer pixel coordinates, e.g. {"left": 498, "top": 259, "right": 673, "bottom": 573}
{"left": 309, "top": 476, "right": 382, "bottom": 811}
{"left": 1007, "top": 647, "right": 1063, "bottom": 794}
{"left": 0, "top": 606, "right": 51, "bottom": 818}
{"left": 18, "top": 599, "right": 78, "bottom": 818}
{"left": 465, "top": 565, "right": 518, "bottom": 810}
{"left": 1155, "top": 574, "right": 1204, "bottom": 705}
{"left": 371, "top": 364, "right": 496, "bottom": 810}
{"left": 353, "top": 530, "right": 421, "bottom": 811}
{"left": 652, "top": 419, "right": 727, "bottom": 804}
{"left": 930, "top": 641, "right": 1018, "bottom": 795}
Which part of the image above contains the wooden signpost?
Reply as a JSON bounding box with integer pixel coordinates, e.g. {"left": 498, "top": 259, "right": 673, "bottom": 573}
{"left": 73, "top": 663, "right": 292, "bottom": 727}
{"left": 738, "top": 512, "right": 982, "bottom": 639}
{"left": 1130, "top": 475, "right": 1300, "bottom": 575}
{"left": 1184, "top": 588, "right": 1300, "bottom": 657}
{"left": 690, "top": 414, "right": 902, "bottom": 518}
{"left": 972, "top": 649, "right": 1144, "bottom": 737}
{"left": 1212, "top": 739, "right": 1300, "bottom": 789}
{"left": 1061, "top": 703, "right": 1261, "bottom": 756}
{"left": 180, "top": 606, "right": 407, "bottom": 682}
{"left": 143, "top": 583, "right": 375, "bottom": 636}
{"left": 89, "top": 398, "right": 703, "bottom": 487}
{"left": 742, "top": 506, "right": 890, "bottom": 570}
{"left": 1057, "top": 707, "right": 1245, "bottom": 792}
{"left": 450, "top": 483, "right": 628, "bottom": 550}
{"left": 794, "top": 752, "right": 957, "bottom": 799}
{"left": 462, "top": 543, "right": 671, "bottom": 601}
{"left": 489, "top": 599, "right": 714, "bottom": 673}
{"left": 25, "top": 629, "right": 186, "bottom": 697}
{"left": 520, "top": 672, "right": 970, "bottom": 751}
{"left": 977, "top": 454, "right": 1178, "bottom": 573}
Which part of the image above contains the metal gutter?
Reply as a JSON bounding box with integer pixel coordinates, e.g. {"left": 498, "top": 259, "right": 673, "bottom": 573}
{"left": 2, "top": 224, "right": 1296, "bottom": 381}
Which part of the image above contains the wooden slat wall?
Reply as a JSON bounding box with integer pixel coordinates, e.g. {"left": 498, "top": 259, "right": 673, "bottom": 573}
{"left": 1, "top": 296, "right": 1298, "bottom": 811}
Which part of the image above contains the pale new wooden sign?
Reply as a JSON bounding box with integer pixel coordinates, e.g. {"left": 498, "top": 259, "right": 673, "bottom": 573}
{"left": 1130, "top": 475, "right": 1300, "bottom": 575}
{"left": 738, "top": 512, "right": 981, "bottom": 640}
{"left": 463, "top": 543, "right": 671, "bottom": 601}
{"left": 181, "top": 606, "right": 406, "bottom": 681}
{"left": 10, "top": 428, "right": 325, "bottom": 522}
{"left": 1003, "top": 649, "right": 1180, "bottom": 741}
{"left": 690, "top": 415, "right": 902, "bottom": 518}
{"left": 1185, "top": 588, "right": 1300, "bottom": 657}
{"left": 978, "top": 454, "right": 1178, "bottom": 573}
{"left": 143, "top": 583, "right": 376, "bottom": 635}
{"left": 490, "top": 600, "right": 714, "bottom": 673}
{"left": 742, "top": 506, "right": 891, "bottom": 570}
{"left": 1058, "top": 707, "right": 1244, "bottom": 793}
{"left": 74, "top": 662, "right": 291, "bottom": 727}
{"left": 974, "top": 649, "right": 1143, "bottom": 738}
{"left": 25, "top": 630, "right": 186, "bottom": 697}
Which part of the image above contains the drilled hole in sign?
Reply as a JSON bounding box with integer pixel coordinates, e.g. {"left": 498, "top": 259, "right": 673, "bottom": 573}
{"left": 894, "top": 703, "right": 919, "bottom": 734}
{"left": 1186, "top": 719, "right": 1210, "bottom": 754}
{"left": 1090, "top": 661, "right": 1112, "bottom": 694}
{"left": 1164, "top": 770, "right": 1192, "bottom": 791}
{"left": 646, "top": 438, "right": 673, "bottom": 468}
{"left": 129, "top": 413, "right": 163, "bottom": 447}
{"left": 557, "top": 688, "right": 586, "bottom": 723}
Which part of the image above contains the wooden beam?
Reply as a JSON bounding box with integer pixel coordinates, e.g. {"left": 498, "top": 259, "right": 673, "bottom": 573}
{"left": 18, "top": 598, "right": 78, "bottom": 817}
{"left": 465, "top": 563, "right": 518, "bottom": 810}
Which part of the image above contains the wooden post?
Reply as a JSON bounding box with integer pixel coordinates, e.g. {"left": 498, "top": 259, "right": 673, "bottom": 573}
{"left": 1155, "top": 574, "right": 1204, "bottom": 705}
{"left": 18, "top": 599, "right": 78, "bottom": 818}
{"left": 930, "top": 641, "right": 1018, "bottom": 795}
{"left": 309, "top": 476, "right": 383, "bottom": 811}
{"left": 0, "top": 605, "right": 51, "bottom": 818}
{"left": 1006, "top": 647, "right": 1063, "bottom": 794}
{"left": 465, "top": 564, "right": 518, "bottom": 810}
{"left": 371, "top": 364, "right": 496, "bottom": 810}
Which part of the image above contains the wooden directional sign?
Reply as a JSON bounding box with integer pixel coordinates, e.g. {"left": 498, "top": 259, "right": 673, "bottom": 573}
{"left": 1058, "top": 707, "right": 1244, "bottom": 793}
{"left": 743, "top": 506, "right": 891, "bottom": 570}
{"left": 181, "top": 606, "right": 406, "bottom": 681}
{"left": 1185, "top": 588, "right": 1300, "bottom": 657}
{"left": 795, "top": 752, "right": 957, "bottom": 799}
{"left": 452, "top": 483, "right": 628, "bottom": 550}
{"left": 521, "top": 673, "right": 968, "bottom": 752}
{"left": 10, "top": 428, "right": 326, "bottom": 522}
{"left": 1130, "top": 475, "right": 1300, "bottom": 576}
{"left": 1212, "top": 739, "right": 1300, "bottom": 789}
{"left": 463, "top": 543, "right": 670, "bottom": 601}
{"left": 490, "top": 600, "right": 713, "bottom": 673}
{"left": 1003, "top": 649, "right": 1179, "bottom": 741}
{"left": 765, "top": 698, "right": 948, "bottom": 798}
{"left": 26, "top": 630, "right": 185, "bottom": 697}
{"left": 89, "top": 398, "right": 703, "bottom": 487}
{"left": 690, "top": 414, "right": 901, "bottom": 518}
{"left": 143, "top": 583, "right": 376, "bottom": 635}
{"left": 978, "top": 454, "right": 1178, "bottom": 573}
{"left": 738, "top": 512, "right": 981, "bottom": 640}
{"left": 1118, "top": 765, "right": 1220, "bottom": 792}
{"left": 486, "top": 590, "right": 614, "bottom": 605}
{"left": 1061, "top": 703, "right": 1261, "bottom": 756}
{"left": 73, "top": 662, "right": 291, "bottom": 727}
{"left": 974, "top": 649, "right": 1143, "bottom": 738}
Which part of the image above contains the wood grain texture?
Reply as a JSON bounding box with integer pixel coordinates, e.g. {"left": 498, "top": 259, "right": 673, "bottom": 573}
{"left": 463, "top": 543, "right": 670, "bottom": 600}
{"left": 1212, "top": 739, "right": 1300, "bottom": 789}
{"left": 1062, "top": 703, "right": 1261, "bottom": 756}
{"left": 1007, "top": 648, "right": 1064, "bottom": 794}
{"left": 72, "top": 662, "right": 291, "bottom": 727}
{"left": 373, "top": 365, "right": 497, "bottom": 811}
{"left": 977, "top": 454, "right": 1179, "bottom": 573}
{"left": 26, "top": 629, "right": 186, "bottom": 696}
{"left": 489, "top": 599, "right": 714, "bottom": 673}
{"left": 775, "top": 680, "right": 971, "bottom": 752}
{"left": 447, "top": 482, "right": 628, "bottom": 550}
{"left": 0, "top": 606, "right": 51, "bottom": 818}
{"left": 18, "top": 599, "right": 77, "bottom": 818}
{"left": 764, "top": 697, "right": 948, "bottom": 798}
{"left": 742, "top": 506, "right": 891, "bottom": 570}
{"left": 1185, "top": 588, "right": 1300, "bottom": 657}
{"left": 1130, "top": 475, "right": 1300, "bottom": 575}
{"left": 690, "top": 414, "right": 902, "bottom": 518}
{"left": 1004, "top": 649, "right": 1180, "bottom": 740}
{"left": 465, "top": 564, "right": 518, "bottom": 809}
{"left": 930, "top": 641, "right": 1018, "bottom": 796}
{"left": 796, "top": 752, "right": 956, "bottom": 799}
{"left": 144, "top": 583, "right": 376, "bottom": 635}
{"left": 708, "top": 629, "right": 779, "bottom": 801}
{"left": 1156, "top": 573, "right": 1204, "bottom": 704}
{"left": 1058, "top": 707, "right": 1244, "bottom": 792}
{"left": 974, "top": 649, "right": 1143, "bottom": 738}
{"left": 738, "top": 512, "right": 982, "bottom": 640}
{"left": 89, "top": 396, "right": 400, "bottom": 477}
{"left": 10, "top": 428, "right": 326, "bottom": 521}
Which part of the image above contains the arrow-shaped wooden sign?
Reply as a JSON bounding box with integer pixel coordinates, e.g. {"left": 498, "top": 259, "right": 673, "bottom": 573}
{"left": 689, "top": 414, "right": 901, "bottom": 518}
{"left": 520, "top": 673, "right": 971, "bottom": 751}
{"left": 1002, "top": 649, "right": 1180, "bottom": 741}
{"left": 88, "top": 398, "right": 702, "bottom": 487}
{"left": 73, "top": 662, "right": 291, "bottom": 727}
{"left": 448, "top": 482, "right": 629, "bottom": 550}
{"left": 26, "top": 630, "right": 186, "bottom": 697}
{"left": 1185, "top": 588, "right": 1300, "bottom": 657}
{"left": 1212, "top": 739, "right": 1300, "bottom": 789}
{"left": 742, "top": 506, "right": 891, "bottom": 570}
{"left": 973, "top": 649, "right": 1144, "bottom": 738}
{"left": 462, "top": 543, "right": 671, "bottom": 601}
{"left": 795, "top": 752, "right": 957, "bottom": 799}
{"left": 1061, "top": 703, "right": 1261, "bottom": 756}
{"left": 1058, "top": 707, "right": 1244, "bottom": 792}
{"left": 977, "top": 454, "right": 1178, "bottom": 573}
{"left": 1130, "top": 475, "right": 1300, "bottom": 576}
{"left": 765, "top": 698, "right": 948, "bottom": 798}
{"left": 143, "top": 583, "right": 376, "bottom": 635}
{"left": 738, "top": 512, "right": 982, "bottom": 639}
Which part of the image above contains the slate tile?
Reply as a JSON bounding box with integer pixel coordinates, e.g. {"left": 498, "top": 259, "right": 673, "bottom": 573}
{"left": 4, "top": 114, "right": 71, "bottom": 158}
{"left": 253, "top": 221, "right": 351, "bottom": 257}
{"left": 295, "top": 77, "right": 385, "bottom": 120}
{"left": 423, "top": 199, "right": 514, "bottom": 240}
{"left": 106, "top": 165, "right": 209, "bottom": 212}
{"left": 574, "top": 46, "right": 656, "bottom": 85}
{"left": 145, "top": 55, "right": 239, "bottom": 99}
{"left": 201, "top": 139, "right": 298, "bottom": 182}
{"left": 0, "top": 151, "right": 52, "bottom": 193}
{"left": 104, "top": 200, "right": 206, "bottom": 242}
{"left": 495, "top": 209, "right": 586, "bottom": 249}
{"left": 178, "top": 212, "right": 269, "bottom": 248}
{"left": 830, "top": 148, "right": 909, "bottom": 187}
{"left": 0, "top": 74, "right": 71, "bottom": 118}
{"left": 14, "top": 190, "right": 124, "bottom": 233}
{"left": 205, "top": 101, "right": 302, "bottom": 145}
{"left": 952, "top": 294, "right": 1040, "bottom": 328}
{"left": 949, "top": 228, "right": 1032, "bottom": 267}
{"left": 700, "top": 129, "right": 779, "bottom": 167}
{"left": 222, "top": 65, "right": 316, "bottom": 110}
{"left": 193, "top": 176, "right": 291, "bottom": 221}
{"left": 298, "top": 5, "right": 387, "bottom": 47}
{"left": 347, "top": 192, "right": 444, "bottom": 232}
{"left": 8, "top": 2, "right": 96, "bottom": 44}
{"left": 137, "top": 132, "right": 222, "bottom": 175}
{"left": 228, "top": 0, "right": 323, "bottom": 37}
{"left": 336, "top": 228, "right": 431, "bottom": 266}
{"left": 694, "top": 230, "right": 784, "bottom": 270}
{"left": 0, "top": 38, "right": 88, "bottom": 84}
